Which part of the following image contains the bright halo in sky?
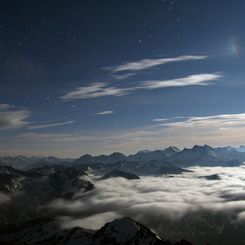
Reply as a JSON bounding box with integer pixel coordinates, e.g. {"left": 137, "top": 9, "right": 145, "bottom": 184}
{"left": 227, "top": 38, "right": 241, "bottom": 56}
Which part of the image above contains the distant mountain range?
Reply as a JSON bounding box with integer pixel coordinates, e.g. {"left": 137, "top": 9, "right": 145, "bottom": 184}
{"left": 0, "top": 216, "right": 192, "bottom": 245}
{"left": 1, "top": 145, "right": 245, "bottom": 171}
{"left": 72, "top": 145, "right": 244, "bottom": 172}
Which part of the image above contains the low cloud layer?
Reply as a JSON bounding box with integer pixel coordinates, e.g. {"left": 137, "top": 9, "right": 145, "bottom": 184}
{"left": 1, "top": 166, "right": 245, "bottom": 243}
{"left": 46, "top": 166, "right": 245, "bottom": 234}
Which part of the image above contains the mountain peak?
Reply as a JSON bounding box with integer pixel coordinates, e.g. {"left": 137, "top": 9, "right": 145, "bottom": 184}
{"left": 192, "top": 144, "right": 213, "bottom": 151}
{"left": 102, "top": 170, "right": 140, "bottom": 180}
{"left": 110, "top": 152, "right": 125, "bottom": 157}
{"left": 165, "top": 146, "right": 180, "bottom": 151}
{"left": 164, "top": 146, "right": 181, "bottom": 157}
{"left": 103, "top": 217, "right": 140, "bottom": 235}
{"left": 94, "top": 217, "right": 165, "bottom": 244}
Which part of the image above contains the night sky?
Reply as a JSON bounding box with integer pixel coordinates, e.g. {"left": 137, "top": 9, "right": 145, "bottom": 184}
{"left": 0, "top": 0, "right": 245, "bottom": 157}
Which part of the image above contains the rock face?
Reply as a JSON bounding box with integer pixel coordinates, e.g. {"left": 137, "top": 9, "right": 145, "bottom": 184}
{"left": 92, "top": 217, "right": 164, "bottom": 245}
{"left": 48, "top": 167, "right": 94, "bottom": 197}
{"left": 199, "top": 174, "right": 222, "bottom": 180}
{"left": 0, "top": 165, "right": 94, "bottom": 227}
{"left": 0, "top": 165, "right": 93, "bottom": 199}
{"left": 0, "top": 217, "right": 192, "bottom": 245}
{"left": 134, "top": 160, "right": 191, "bottom": 176}
{"left": 102, "top": 170, "right": 140, "bottom": 180}
{"left": 0, "top": 165, "right": 41, "bottom": 192}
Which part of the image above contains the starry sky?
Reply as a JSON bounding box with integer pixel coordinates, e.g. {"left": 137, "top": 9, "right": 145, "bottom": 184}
{"left": 0, "top": 0, "right": 245, "bottom": 157}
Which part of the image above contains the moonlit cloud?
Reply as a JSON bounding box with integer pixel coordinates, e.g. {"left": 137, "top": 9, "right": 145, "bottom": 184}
{"left": 152, "top": 117, "right": 184, "bottom": 122}
{"left": 110, "top": 73, "right": 135, "bottom": 80}
{"left": 0, "top": 193, "right": 10, "bottom": 204}
{"left": 0, "top": 104, "right": 30, "bottom": 130}
{"left": 94, "top": 111, "right": 114, "bottom": 115}
{"left": 61, "top": 73, "right": 221, "bottom": 101}
{"left": 28, "top": 120, "right": 75, "bottom": 130}
{"left": 139, "top": 74, "right": 222, "bottom": 89}
{"left": 107, "top": 55, "right": 208, "bottom": 72}
{"left": 46, "top": 166, "right": 245, "bottom": 241}
{"left": 158, "top": 113, "right": 245, "bottom": 129}
{"left": 0, "top": 103, "right": 13, "bottom": 110}
{"left": 152, "top": 118, "right": 169, "bottom": 122}
{"left": 61, "top": 82, "right": 130, "bottom": 100}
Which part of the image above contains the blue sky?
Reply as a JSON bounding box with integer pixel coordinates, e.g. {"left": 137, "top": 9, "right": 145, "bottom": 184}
{"left": 0, "top": 0, "right": 245, "bottom": 157}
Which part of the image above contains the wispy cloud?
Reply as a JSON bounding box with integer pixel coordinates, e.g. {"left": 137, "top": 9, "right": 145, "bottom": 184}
{"left": 0, "top": 103, "right": 30, "bottom": 130}
{"left": 158, "top": 113, "right": 245, "bottom": 129}
{"left": 94, "top": 111, "right": 114, "bottom": 115}
{"left": 152, "top": 117, "right": 184, "bottom": 122}
{"left": 0, "top": 103, "right": 13, "bottom": 110}
{"left": 139, "top": 74, "right": 221, "bottom": 89}
{"left": 61, "top": 82, "right": 130, "bottom": 101}
{"left": 110, "top": 73, "right": 135, "bottom": 80}
{"left": 28, "top": 120, "right": 75, "bottom": 130}
{"left": 107, "top": 55, "right": 208, "bottom": 72}
{"left": 61, "top": 73, "right": 221, "bottom": 101}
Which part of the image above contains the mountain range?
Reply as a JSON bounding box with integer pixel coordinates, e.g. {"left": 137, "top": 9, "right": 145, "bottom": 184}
{"left": 1, "top": 144, "right": 245, "bottom": 244}
{"left": 1, "top": 145, "right": 245, "bottom": 171}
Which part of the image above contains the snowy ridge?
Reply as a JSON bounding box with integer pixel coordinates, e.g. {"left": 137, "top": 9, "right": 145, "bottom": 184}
{"left": 0, "top": 217, "right": 192, "bottom": 245}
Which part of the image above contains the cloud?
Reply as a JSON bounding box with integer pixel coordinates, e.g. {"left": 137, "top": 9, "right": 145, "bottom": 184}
{"left": 94, "top": 111, "right": 114, "bottom": 115}
{"left": 0, "top": 103, "right": 13, "bottom": 110}
{"left": 46, "top": 166, "right": 245, "bottom": 242}
{"left": 28, "top": 121, "right": 75, "bottom": 130}
{"left": 61, "top": 73, "right": 221, "bottom": 101}
{"left": 61, "top": 82, "right": 130, "bottom": 100}
{"left": 139, "top": 74, "right": 221, "bottom": 89}
{"left": 0, "top": 192, "right": 10, "bottom": 205}
{"left": 152, "top": 117, "right": 184, "bottom": 122}
{"left": 0, "top": 104, "right": 30, "bottom": 130}
{"left": 110, "top": 73, "right": 135, "bottom": 80}
{"left": 158, "top": 113, "right": 245, "bottom": 129}
{"left": 107, "top": 55, "right": 208, "bottom": 72}
{"left": 0, "top": 104, "right": 75, "bottom": 132}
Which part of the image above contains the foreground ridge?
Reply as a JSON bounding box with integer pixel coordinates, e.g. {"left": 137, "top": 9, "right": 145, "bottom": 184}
{"left": 0, "top": 216, "right": 192, "bottom": 245}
